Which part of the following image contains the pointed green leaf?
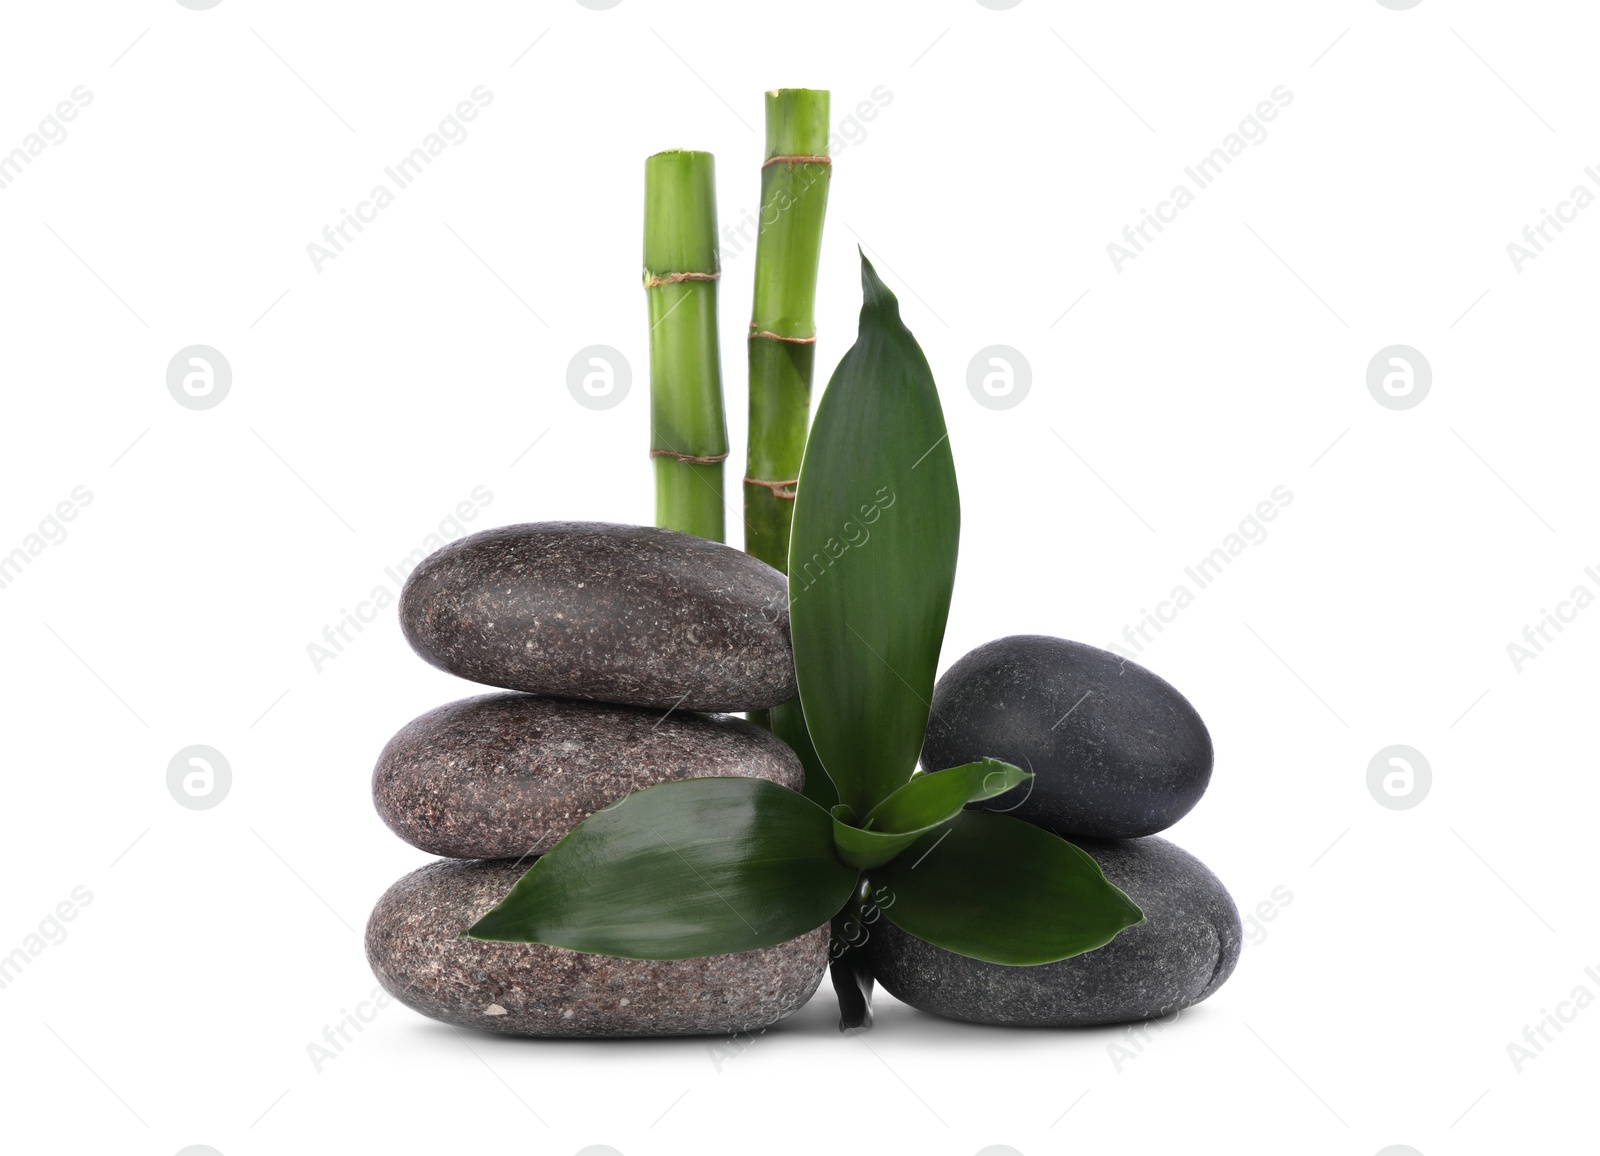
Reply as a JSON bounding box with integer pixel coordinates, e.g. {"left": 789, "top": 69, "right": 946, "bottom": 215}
{"left": 467, "top": 777, "right": 859, "bottom": 959}
{"left": 862, "top": 758, "right": 1030, "bottom": 834}
{"left": 829, "top": 804, "right": 924, "bottom": 870}
{"left": 828, "top": 759, "right": 1028, "bottom": 869}
{"left": 872, "top": 811, "right": 1144, "bottom": 965}
{"left": 769, "top": 696, "right": 837, "bottom": 811}
{"left": 789, "top": 252, "right": 959, "bottom": 815}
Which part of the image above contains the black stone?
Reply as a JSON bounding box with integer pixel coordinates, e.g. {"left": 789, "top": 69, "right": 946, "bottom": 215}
{"left": 921, "top": 635, "right": 1212, "bottom": 839}
{"left": 865, "top": 835, "right": 1241, "bottom": 1027}
{"left": 399, "top": 522, "right": 796, "bottom": 711}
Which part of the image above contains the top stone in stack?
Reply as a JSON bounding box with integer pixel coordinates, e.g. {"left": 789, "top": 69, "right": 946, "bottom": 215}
{"left": 399, "top": 521, "right": 797, "bottom": 711}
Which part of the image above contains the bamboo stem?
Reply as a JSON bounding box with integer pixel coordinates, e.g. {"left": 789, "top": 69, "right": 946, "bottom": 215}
{"left": 645, "top": 150, "right": 727, "bottom": 542}
{"left": 744, "top": 90, "right": 831, "bottom": 572}
{"left": 746, "top": 92, "right": 831, "bottom": 735}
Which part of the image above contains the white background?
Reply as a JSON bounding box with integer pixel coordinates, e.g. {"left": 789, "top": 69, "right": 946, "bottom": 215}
{"left": 1, "top": 1, "right": 1595, "bottom": 1154}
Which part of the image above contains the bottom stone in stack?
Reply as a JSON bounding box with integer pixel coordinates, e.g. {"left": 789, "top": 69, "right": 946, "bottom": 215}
{"left": 366, "top": 858, "right": 831, "bottom": 1038}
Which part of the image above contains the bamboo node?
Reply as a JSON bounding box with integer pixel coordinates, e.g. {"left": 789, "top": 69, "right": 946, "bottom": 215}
{"left": 744, "top": 476, "right": 800, "bottom": 500}
{"left": 643, "top": 271, "right": 721, "bottom": 288}
{"left": 651, "top": 449, "right": 729, "bottom": 465}
{"left": 762, "top": 154, "right": 832, "bottom": 169}
{"left": 749, "top": 328, "right": 817, "bottom": 344}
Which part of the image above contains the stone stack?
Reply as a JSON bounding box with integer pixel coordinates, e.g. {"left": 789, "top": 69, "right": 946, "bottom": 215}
{"left": 363, "top": 521, "right": 830, "bottom": 1038}
{"left": 870, "top": 635, "right": 1244, "bottom": 1027}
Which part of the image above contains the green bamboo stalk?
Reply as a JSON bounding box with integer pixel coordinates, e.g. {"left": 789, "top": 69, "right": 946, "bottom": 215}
{"left": 746, "top": 93, "right": 832, "bottom": 758}
{"left": 644, "top": 149, "right": 727, "bottom": 542}
{"left": 744, "top": 90, "right": 832, "bottom": 572}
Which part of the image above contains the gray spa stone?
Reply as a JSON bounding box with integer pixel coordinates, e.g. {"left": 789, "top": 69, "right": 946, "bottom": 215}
{"left": 399, "top": 522, "right": 796, "bottom": 711}
{"left": 864, "top": 835, "right": 1241, "bottom": 1027}
{"left": 372, "top": 692, "right": 804, "bottom": 859}
{"left": 365, "top": 858, "right": 831, "bottom": 1038}
{"left": 921, "top": 635, "right": 1213, "bottom": 839}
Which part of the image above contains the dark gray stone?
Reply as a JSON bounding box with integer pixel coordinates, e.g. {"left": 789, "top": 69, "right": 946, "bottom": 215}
{"left": 865, "top": 835, "right": 1241, "bottom": 1027}
{"left": 399, "top": 522, "right": 796, "bottom": 711}
{"left": 921, "top": 635, "right": 1213, "bottom": 839}
{"left": 365, "top": 858, "right": 831, "bottom": 1038}
{"left": 373, "top": 692, "right": 804, "bottom": 859}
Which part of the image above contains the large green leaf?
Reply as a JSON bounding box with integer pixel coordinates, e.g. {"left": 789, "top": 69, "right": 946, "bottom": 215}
{"left": 862, "top": 758, "right": 1030, "bottom": 833}
{"left": 466, "top": 778, "right": 859, "bottom": 959}
{"left": 789, "top": 252, "right": 960, "bottom": 815}
{"left": 871, "top": 811, "right": 1144, "bottom": 965}
{"left": 769, "top": 696, "right": 837, "bottom": 811}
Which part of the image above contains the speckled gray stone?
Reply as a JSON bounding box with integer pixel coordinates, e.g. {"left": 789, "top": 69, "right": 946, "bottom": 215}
{"left": 366, "top": 858, "right": 830, "bottom": 1038}
{"left": 399, "top": 522, "right": 796, "bottom": 711}
{"left": 865, "top": 835, "right": 1241, "bottom": 1027}
{"left": 921, "top": 636, "right": 1213, "bottom": 839}
{"left": 373, "top": 692, "right": 805, "bottom": 859}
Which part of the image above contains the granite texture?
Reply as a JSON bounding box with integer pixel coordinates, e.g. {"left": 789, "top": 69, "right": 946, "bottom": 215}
{"left": 373, "top": 692, "right": 805, "bottom": 859}
{"left": 865, "top": 835, "right": 1241, "bottom": 1027}
{"left": 365, "top": 858, "right": 831, "bottom": 1038}
{"left": 399, "top": 522, "right": 796, "bottom": 711}
{"left": 921, "top": 635, "right": 1213, "bottom": 839}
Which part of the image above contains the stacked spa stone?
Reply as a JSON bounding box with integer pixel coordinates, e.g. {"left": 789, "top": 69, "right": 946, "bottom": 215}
{"left": 364, "top": 522, "right": 829, "bottom": 1038}
{"left": 868, "top": 636, "right": 1243, "bottom": 1027}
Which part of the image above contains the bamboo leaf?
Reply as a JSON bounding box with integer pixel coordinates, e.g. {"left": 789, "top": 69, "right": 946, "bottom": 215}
{"left": 467, "top": 778, "right": 858, "bottom": 959}
{"left": 862, "top": 758, "right": 1030, "bottom": 834}
{"left": 872, "top": 811, "right": 1144, "bottom": 965}
{"left": 789, "top": 252, "right": 959, "bottom": 815}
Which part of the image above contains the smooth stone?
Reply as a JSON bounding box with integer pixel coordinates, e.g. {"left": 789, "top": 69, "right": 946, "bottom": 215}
{"left": 366, "top": 858, "right": 830, "bottom": 1038}
{"left": 400, "top": 521, "right": 796, "bottom": 711}
{"left": 373, "top": 692, "right": 804, "bottom": 859}
{"left": 921, "top": 635, "right": 1213, "bottom": 839}
{"left": 865, "top": 835, "right": 1241, "bottom": 1027}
